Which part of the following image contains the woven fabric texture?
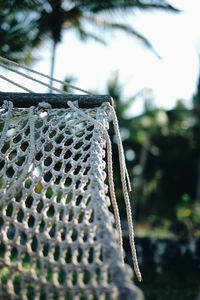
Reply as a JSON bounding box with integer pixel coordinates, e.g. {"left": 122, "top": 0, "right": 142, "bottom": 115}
{"left": 0, "top": 102, "right": 141, "bottom": 300}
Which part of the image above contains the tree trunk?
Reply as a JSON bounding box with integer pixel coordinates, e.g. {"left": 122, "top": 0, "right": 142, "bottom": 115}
{"left": 49, "top": 40, "right": 57, "bottom": 93}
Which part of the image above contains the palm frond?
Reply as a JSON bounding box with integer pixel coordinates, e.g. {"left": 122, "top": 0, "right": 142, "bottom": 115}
{"left": 85, "top": 16, "right": 161, "bottom": 57}
{"left": 73, "top": 0, "right": 180, "bottom": 13}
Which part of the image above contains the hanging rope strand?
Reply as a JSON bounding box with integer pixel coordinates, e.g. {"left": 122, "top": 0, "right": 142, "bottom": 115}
{"left": 108, "top": 103, "right": 142, "bottom": 282}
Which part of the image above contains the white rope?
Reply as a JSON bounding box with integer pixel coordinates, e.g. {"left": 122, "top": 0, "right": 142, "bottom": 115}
{"left": 67, "top": 101, "right": 124, "bottom": 259}
{"left": 67, "top": 101, "right": 142, "bottom": 281}
{"left": 0, "top": 56, "right": 141, "bottom": 280}
{"left": 2, "top": 105, "right": 35, "bottom": 201}
{"left": 0, "top": 56, "right": 94, "bottom": 95}
{"left": 108, "top": 102, "right": 142, "bottom": 282}
{"left": 0, "top": 74, "right": 34, "bottom": 93}
{"left": 0, "top": 101, "right": 13, "bottom": 150}
{"left": 0, "top": 62, "right": 70, "bottom": 95}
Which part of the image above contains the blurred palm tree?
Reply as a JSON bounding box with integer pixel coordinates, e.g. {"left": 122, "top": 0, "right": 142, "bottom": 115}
{"left": 32, "top": 0, "right": 179, "bottom": 88}
{"left": 0, "top": 0, "right": 42, "bottom": 63}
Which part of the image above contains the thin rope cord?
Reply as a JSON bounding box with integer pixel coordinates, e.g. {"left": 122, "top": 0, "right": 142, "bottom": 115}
{"left": 0, "top": 74, "right": 34, "bottom": 93}
{"left": 0, "top": 56, "right": 94, "bottom": 95}
{"left": 67, "top": 101, "right": 124, "bottom": 258}
{"left": 3, "top": 106, "right": 35, "bottom": 202}
{"left": 0, "top": 62, "right": 71, "bottom": 95}
{"left": 0, "top": 101, "right": 13, "bottom": 150}
{"left": 108, "top": 103, "right": 142, "bottom": 282}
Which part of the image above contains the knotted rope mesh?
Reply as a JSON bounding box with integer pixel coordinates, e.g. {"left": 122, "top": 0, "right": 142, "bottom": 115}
{"left": 0, "top": 100, "right": 142, "bottom": 300}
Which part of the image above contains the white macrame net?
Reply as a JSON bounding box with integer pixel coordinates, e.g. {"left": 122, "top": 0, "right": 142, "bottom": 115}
{"left": 0, "top": 100, "right": 142, "bottom": 300}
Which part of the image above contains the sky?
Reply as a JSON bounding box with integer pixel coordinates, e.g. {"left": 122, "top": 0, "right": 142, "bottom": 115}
{"left": 1, "top": 0, "right": 200, "bottom": 116}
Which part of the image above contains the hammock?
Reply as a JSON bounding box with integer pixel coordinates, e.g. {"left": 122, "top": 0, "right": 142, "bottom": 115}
{"left": 0, "top": 56, "right": 142, "bottom": 300}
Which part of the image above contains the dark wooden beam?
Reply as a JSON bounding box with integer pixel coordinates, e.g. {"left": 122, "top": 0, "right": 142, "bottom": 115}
{"left": 0, "top": 92, "right": 113, "bottom": 108}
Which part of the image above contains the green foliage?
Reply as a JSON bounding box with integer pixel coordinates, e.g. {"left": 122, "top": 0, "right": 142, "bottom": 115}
{"left": 107, "top": 73, "right": 200, "bottom": 237}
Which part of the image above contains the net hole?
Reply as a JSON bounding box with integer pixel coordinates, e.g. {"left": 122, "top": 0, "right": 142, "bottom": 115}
{"left": 44, "top": 157, "right": 53, "bottom": 167}
{"left": 65, "top": 248, "right": 72, "bottom": 264}
{"left": 25, "top": 179, "right": 33, "bottom": 189}
{"left": 20, "top": 141, "right": 29, "bottom": 152}
{"left": 72, "top": 270, "right": 77, "bottom": 286}
{"left": 17, "top": 209, "right": 24, "bottom": 223}
{"left": 74, "top": 166, "right": 82, "bottom": 175}
{"left": 13, "top": 134, "right": 22, "bottom": 143}
{"left": 88, "top": 248, "right": 94, "bottom": 264}
{"left": 37, "top": 200, "right": 44, "bottom": 213}
{"left": 64, "top": 138, "right": 73, "bottom": 147}
{"left": 25, "top": 195, "right": 34, "bottom": 208}
{"left": 31, "top": 236, "right": 38, "bottom": 252}
{"left": 20, "top": 232, "right": 27, "bottom": 246}
{"left": 61, "top": 227, "right": 66, "bottom": 240}
{"left": 65, "top": 291, "right": 73, "bottom": 300}
{"left": 13, "top": 272, "right": 21, "bottom": 295}
{"left": 7, "top": 224, "right": 16, "bottom": 240}
{"left": 35, "top": 151, "right": 43, "bottom": 161}
{"left": 8, "top": 150, "right": 17, "bottom": 160}
{"left": 77, "top": 248, "right": 83, "bottom": 263}
{"left": 15, "top": 190, "right": 23, "bottom": 202}
{"left": 64, "top": 177, "right": 72, "bottom": 188}
{"left": 43, "top": 243, "right": 50, "bottom": 257}
{"left": 58, "top": 268, "right": 66, "bottom": 285}
{"left": 6, "top": 203, "right": 13, "bottom": 217}
{"left": 68, "top": 209, "right": 74, "bottom": 222}
{"left": 22, "top": 253, "right": 31, "bottom": 269}
{"left": 0, "top": 267, "right": 9, "bottom": 285}
{"left": 78, "top": 211, "right": 84, "bottom": 223}
{"left": 46, "top": 267, "right": 52, "bottom": 282}
{"left": 71, "top": 228, "right": 78, "bottom": 241}
{"left": 10, "top": 247, "right": 18, "bottom": 262}
{"left": 49, "top": 224, "right": 56, "bottom": 238}
{"left": 83, "top": 269, "right": 91, "bottom": 285}
{"left": 56, "top": 190, "right": 62, "bottom": 203}
{"left": 39, "top": 220, "right": 45, "bottom": 233}
{"left": 88, "top": 210, "right": 94, "bottom": 223}
{"left": 1, "top": 141, "right": 10, "bottom": 154}
{"left": 35, "top": 182, "right": 43, "bottom": 194}
{"left": 46, "top": 187, "right": 53, "bottom": 199}
{"left": 0, "top": 177, "right": 4, "bottom": 188}
{"left": 64, "top": 150, "right": 72, "bottom": 160}
{"left": 6, "top": 166, "right": 15, "bottom": 178}
{"left": 54, "top": 245, "right": 60, "bottom": 261}
{"left": 44, "top": 171, "right": 53, "bottom": 182}
{"left": 0, "top": 242, "right": 6, "bottom": 258}
{"left": 75, "top": 195, "right": 82, "bottom": 206}
{"left": 55, "top": 134, "right": 64, "bottom": 144}
{"left": 16, "top": 156, "right": 26, "bottom": 166}
{"left": 47, "top": 205, "right": 55, "bottom": 218}
{"left": 49, "top": 130, "right": 56, "bottom": 138}
{"left": 54, "top": 147, "right": 62, "bottom": 157}
{"left": 54, "top": 161, "right": 62, "bottom": 171}
{"left": 26, "top": 284, "right": 35, "bottom": 300}
{"left": 44, "top": 142, "right": 53, "bottom": 152}
{"left": 28, "top": 215, "right": 35, "bottom": 228}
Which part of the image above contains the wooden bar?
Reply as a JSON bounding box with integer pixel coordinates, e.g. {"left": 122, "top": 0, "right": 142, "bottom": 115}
{"left": 0, "top": 92, "right": 113, "bottom": 108}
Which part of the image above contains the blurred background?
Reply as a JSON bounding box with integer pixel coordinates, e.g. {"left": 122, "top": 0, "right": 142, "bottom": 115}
{"left": 0, "top": 1, "right": 200, "bottom": 299}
